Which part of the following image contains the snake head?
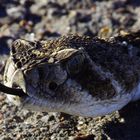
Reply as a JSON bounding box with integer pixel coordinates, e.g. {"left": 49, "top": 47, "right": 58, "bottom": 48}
{"left": 3, "top": 35, "right": 132, "bottom": 117}
{"left": 4, "top": 38, "right": 91, "bottom": 116}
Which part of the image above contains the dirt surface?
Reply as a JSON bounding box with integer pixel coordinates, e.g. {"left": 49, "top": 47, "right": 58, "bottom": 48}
{"left": 1, "top": 0, "right": 140, "bottom": 140}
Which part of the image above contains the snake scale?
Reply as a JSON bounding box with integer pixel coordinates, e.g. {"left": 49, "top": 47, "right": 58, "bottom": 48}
{"left": 2, "top": 31, "right": 140, "bottom": 117}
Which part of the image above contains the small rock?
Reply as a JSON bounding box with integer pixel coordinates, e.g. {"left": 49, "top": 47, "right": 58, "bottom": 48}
{"left": 0, "top": 95, "right": 6, "bottom": 101}
{"left": 41, "top": 116, "right": 49, "bottom": 123}
{"left": 119, "top": 118, "right": 125, "bottom": 123}
{"left": 0, "top": 112, "right": 3, "bottom": 123}
{"left": 6, "top": 6, "right": 25, "bottom": 19}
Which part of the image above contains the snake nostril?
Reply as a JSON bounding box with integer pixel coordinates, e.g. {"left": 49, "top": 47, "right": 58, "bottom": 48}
{"left": 12, "top": 82, "right": 20, "bottom": 89}
{"left": 48, "top": 82, "right": 58, "bottom": 91}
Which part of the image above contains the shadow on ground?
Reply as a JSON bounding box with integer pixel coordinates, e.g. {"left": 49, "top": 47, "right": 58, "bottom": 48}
{"left": 104, "top": 100, "right": 140, "bottom": 140}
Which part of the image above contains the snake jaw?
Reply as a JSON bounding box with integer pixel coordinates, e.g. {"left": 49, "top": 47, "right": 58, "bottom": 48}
{"left": 3, "top": 32, "right": 140, "bottom": 117}
{"left": 3, "top": 57, "right": 27, "bottom": 105}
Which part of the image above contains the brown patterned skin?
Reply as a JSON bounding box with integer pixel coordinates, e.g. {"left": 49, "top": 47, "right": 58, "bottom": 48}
{"left": 3, "top": 31, "right": 140, "bottom": 117}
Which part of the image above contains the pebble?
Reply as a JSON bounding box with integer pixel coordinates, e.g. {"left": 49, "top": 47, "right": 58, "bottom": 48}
{"left": 41, "top": 114, "right": 54, "bottom": 123}
{"left": 0, "top": 95, "right": 6, "bottom": 101}
{"left": 30, "top": 2, "right": 47, "bottom": 16}
{"left": 6, "top": 6, "right": 25, "bottom": 19}
{"left": 119, "top": 118, "right": 125, "bottom": 123}
{"left": 0, "top": 112, "right": 3, "bottom": 124}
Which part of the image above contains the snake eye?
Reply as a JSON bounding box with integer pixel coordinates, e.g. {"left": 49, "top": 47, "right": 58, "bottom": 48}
{"left": 48, "top": 81, "right": 58, "bottom": 91}
{"left": 66, "top": 54, "right": 85, "bottom": 75}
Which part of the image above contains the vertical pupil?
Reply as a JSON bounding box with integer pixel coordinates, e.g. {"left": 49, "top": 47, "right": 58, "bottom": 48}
{"left": 49, "top": 82, "right": 57, "bottom": 90}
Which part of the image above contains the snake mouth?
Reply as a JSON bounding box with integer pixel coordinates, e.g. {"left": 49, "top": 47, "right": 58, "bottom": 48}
{"left": 3, "top": 57, "right": 28, "bottom": 98}
{"left": 0, "top": 83, "right": 28, "bottom": 97}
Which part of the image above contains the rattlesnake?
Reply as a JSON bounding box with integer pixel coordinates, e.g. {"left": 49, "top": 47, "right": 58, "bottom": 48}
{"left": 2, "top": 31, "right": 140, "bottom": 117}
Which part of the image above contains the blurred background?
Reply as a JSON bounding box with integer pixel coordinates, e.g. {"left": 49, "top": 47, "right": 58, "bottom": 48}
{"left": 1, "top": 0, "right": 140, "bottom": 140}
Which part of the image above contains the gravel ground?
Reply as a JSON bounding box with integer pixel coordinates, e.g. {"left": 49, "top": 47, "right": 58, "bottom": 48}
{"left": 1, "top": 0, "right": 140, "bottom": 140}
